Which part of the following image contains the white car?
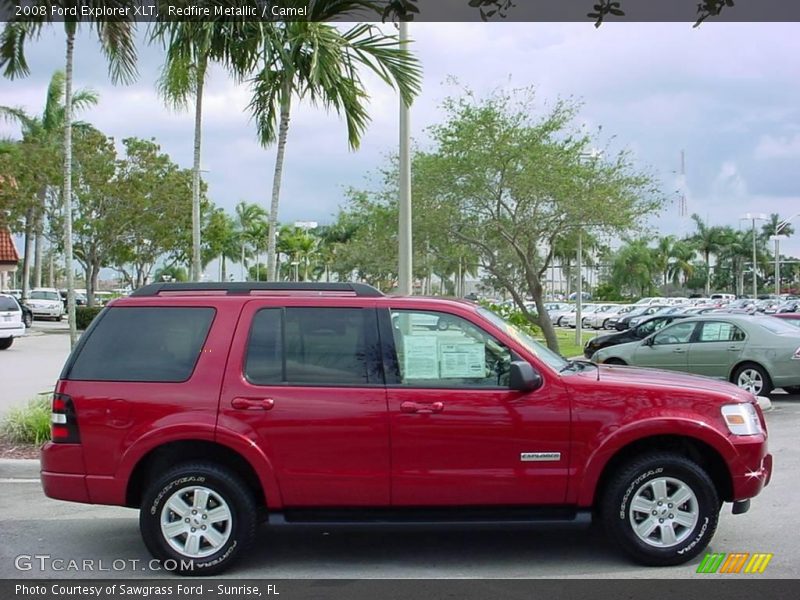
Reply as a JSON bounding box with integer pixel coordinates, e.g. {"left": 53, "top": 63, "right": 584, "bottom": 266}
{"left": 564, "top": 304, "right": 599, "bottom": 328}
{"left": 582, "top": 304, "right": 626, "bottom": 329}
{"left": 27, "top": 288, "right": 64, "bottom": 320}
{"left": 550, "top": 305, "right": 576, "bottom": 327}
{"left": 0, "top": 293, "right": 26, "bottom": 349}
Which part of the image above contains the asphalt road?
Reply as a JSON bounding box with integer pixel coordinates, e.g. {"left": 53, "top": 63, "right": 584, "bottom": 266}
{"left": 0, "top": 320, "right": 71, "bottom": 415}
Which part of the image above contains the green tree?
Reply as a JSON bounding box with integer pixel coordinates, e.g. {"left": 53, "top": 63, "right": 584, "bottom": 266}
{"left": 202, "top": 207, "right": 239, "bottom": 281}
{"left": 412, "top": 89, "right": 662, "bottom": 352}
{"left": 0, "top": 70, "right": 97, "bottom": 296}
{"left": 246, "top": 7, "right": 422, "bottom": 281}
{"left": 688, "top": 213, "right": 728, "bottom": 297}
{"left": 1, "top": 1, "right": 137, "bottom": 345}
{"left": 233, "top": 201, "right": 268, "bottom": 281}
{"left": 612, "top": 238, "right": 657, "bottom": 297}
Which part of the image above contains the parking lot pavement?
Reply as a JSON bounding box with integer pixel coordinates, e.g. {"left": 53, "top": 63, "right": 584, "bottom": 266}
{"left": 0, "top": 397, "right": 797, "bottom": 579}
{"left": 0, "top": 322, "right": 71, "bottom": 414}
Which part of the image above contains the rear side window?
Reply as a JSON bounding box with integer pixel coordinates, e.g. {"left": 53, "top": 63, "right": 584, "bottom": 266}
{"left": 245, "top": 307, "right": 379, "bottom": 386}
{"left": 68, "top": 307, "right": 215, "bottom": 382}
{"left": 0, "top": 296, "right": 19, "bottom": 311}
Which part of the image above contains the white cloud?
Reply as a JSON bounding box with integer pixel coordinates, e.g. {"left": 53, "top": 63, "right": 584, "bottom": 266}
{"left": 754, "top": 133, "right": 800, "bottom": 160}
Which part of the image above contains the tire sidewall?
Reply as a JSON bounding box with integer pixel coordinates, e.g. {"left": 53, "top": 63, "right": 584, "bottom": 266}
{"left": 607, "top": 457, "right": 719, "bottom": 565}
{"left": 140, "top": 469, "right": 251, "bottom": 575}
{"left": 733, "top": 363, "right": 772, "bottom": 396}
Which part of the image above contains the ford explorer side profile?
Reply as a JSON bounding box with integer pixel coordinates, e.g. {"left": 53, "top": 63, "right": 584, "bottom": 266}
{"left": 41, "top": 283, "right": 772, "bottom": 574}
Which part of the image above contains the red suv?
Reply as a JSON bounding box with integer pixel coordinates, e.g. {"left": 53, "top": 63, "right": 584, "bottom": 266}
{"left": 41, "top": 283, "right": 772, "bottom": 574}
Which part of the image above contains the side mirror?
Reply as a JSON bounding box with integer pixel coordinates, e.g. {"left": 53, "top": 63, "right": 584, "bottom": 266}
{"left": 642, "top": 337, "right": 654, "bottom": 347}
{"left": 509, "top": 361, "right": 543, "bottom": 392}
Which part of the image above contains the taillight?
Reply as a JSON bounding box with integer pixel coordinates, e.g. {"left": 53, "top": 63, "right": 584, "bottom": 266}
{"left": 51, "top": 393, "right": 80, "bottom": 444}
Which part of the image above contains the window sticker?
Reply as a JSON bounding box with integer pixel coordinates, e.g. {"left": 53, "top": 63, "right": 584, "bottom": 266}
{"left": 438, "top": 341, "right": 485, "bottom": 378}
{"left": 403, "top": 335, "right": 440, "bottom": 379}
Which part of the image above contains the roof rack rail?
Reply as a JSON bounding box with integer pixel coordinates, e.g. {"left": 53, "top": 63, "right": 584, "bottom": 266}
{"left": 130, "top": 282, "right": 384, "bottom": 298}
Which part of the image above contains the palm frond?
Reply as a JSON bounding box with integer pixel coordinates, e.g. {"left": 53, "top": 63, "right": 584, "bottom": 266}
{"left": 0, "top": 21, "right": 42, "bottom": 80}
{"left": 96, "top": 20, "right": 138, "bottom": 85}
{"left": 247, "top": 67, "right": 285, "bottom": 147}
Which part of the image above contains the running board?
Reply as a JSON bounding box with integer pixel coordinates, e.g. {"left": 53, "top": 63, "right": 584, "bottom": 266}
{"left": 267, "top": 507, "right": 592, "bottom": 529}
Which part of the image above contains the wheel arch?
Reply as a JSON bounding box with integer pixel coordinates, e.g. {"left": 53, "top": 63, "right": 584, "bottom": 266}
{"left": 589, "top": 435, "right": 734, "bottom": 511}
{"left": 729, "top": 360, "right": 772, "bottom": 385}
{"left": 126, "top": 440, "right": 266, "bottom": 510}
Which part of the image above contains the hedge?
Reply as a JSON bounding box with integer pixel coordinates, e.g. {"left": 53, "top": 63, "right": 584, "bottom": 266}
{"left": 75, "top": 306, "right": 104, "bottom": 330}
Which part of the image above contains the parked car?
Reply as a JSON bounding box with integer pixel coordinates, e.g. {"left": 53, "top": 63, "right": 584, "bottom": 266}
{"left": 773, "top": 313, "right": 800, "bottom": 327}
{"left": 611, "top": 305, "right": 670, "bottom": 331}
{"left": 563, "top": 304, "right": 598, "bottom": 328}
{"left": 0, "top": 293, "right": 26, "bottom": 349}
{"left": 597, "top": 305, "right": 635, "bottom": 329}
{"left": 776, "top": 300, "right": 799, "bottom": 313}
{"left": 550, "top": 305, "right": 576, "bottom": 327}
{"left": 581, "top": 304, "right": 625, "bottom": 329}
{"left": 19, "top": 300, "right": 33, "bottom": 328}
{"left": 40, "top": 282, "right": 771, "bottom": 574}
{"left": 583, "top": 314, "right": 691, "bottom": 359}
{"left": 27, "top": 288, "right": 64, "bottom": 320}
{"left": 592, "top": 314, "right": 800, "bottom": 396}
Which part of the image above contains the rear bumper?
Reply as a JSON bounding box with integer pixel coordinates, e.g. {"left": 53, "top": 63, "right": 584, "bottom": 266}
{"left": 41, "top": 471, "right": 91, "bottom": 503}
{"left": 0, "top": 324, "right": 25, "bottom": 338}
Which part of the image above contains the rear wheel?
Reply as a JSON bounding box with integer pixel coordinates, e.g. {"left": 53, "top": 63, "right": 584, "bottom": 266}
{"left": 602, "top": 452, "right": 719, "bottom": 566}
{"left": 603, "top": 357, "right": 626, "bottom": 365}
{"left": 732, "top": 363, "right": 773, "bottom": 396}
{"left": 0, "top": 337, "right": 13, "bottom": 350}
{"left": 139, "top": 462, "right": 257, "bottom": 575}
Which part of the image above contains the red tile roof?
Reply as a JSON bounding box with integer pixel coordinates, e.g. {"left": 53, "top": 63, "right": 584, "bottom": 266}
{"left": 0, "top": 227, "right": 19, "bottom": 264}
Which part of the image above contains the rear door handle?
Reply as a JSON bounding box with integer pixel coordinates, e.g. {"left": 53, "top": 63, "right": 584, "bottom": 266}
{"left": 232, "top": 397, "right": 275, "bottom": 411}
{"left": 400, "top": 401, "right": 444, "bottom": 414}
{"left": 727, "top": 346, "right": 742, "bottom": 351}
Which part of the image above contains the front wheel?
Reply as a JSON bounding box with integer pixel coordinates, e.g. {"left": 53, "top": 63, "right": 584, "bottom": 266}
{"left": 732, "top": 363, "right": 773, "bottom": 396}
{"left": 139, "top": 462, "right": 257, "bottom": 576}
{"left": 601, "top": 452, "right": 719, "bottom": 566}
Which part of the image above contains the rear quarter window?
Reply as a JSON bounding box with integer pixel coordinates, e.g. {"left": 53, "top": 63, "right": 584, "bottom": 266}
{"left": 67, "top": 306, "right": 215, "bottom": 382}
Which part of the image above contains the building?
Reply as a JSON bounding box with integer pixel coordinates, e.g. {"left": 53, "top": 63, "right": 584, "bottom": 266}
{"left": 0, "top": 226, "right": 19, "bottom": 290}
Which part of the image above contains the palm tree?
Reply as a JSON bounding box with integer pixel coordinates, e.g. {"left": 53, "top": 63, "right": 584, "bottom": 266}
{"left": 151, "top": 22, "right": 256, "bottom": 282}
{"left": 233, "top": 201, "right": 268, "bottom": 281}
{"left": 611, "top": 238, "right": 656, "bottom": 297}
{"left": 247, "top": 8, "right": 422, "bottom": 281}
{"left": 666, "top": 240, "right": 695, "bottom": 287}
{"left": 651, "top": 235, "right": 676, "bottom": 291}
{"left": 761, "top": 212, "right": 795, "bottom": 242}
{"left": 1, "top": 71, "right": 97, "bottom": 297}
{"left": 1, "top": 5, "right": 137, "bottom": 346}
{"left": 688, "top": 213, "right": 727, "bottom": 297}
{"left": 201, "top": 207, "right": 239, "bottom": 282}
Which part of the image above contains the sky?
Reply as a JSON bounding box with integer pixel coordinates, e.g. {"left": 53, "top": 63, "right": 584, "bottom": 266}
{"left": 2, "top": 20, "right": 800, "bottom": 275}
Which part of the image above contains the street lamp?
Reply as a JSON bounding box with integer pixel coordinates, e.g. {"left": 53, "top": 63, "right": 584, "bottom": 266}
{"left": 397, "top": 19, "right": 412, "bottom": 296}
{"left": 772, "top": 213, "right": 799, "bottom": 296}
{"left": 574, "top": 150, "right": 602, "bottom": 348}
{"left": 740, "top": 213, "right": 767, "bottom": 299}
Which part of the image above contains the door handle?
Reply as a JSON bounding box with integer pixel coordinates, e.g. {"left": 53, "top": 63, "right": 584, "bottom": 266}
{"left": 727, "top": 346, "right": 741, "bottom": 351}
{"left": 400, "top": 401, "right": 444, "bottom": 414}
{"left": 672, "top": 348, "right": 686, "bottom": 354}
{"left": 232, "top": 397, "right": 275, "bottom": 411}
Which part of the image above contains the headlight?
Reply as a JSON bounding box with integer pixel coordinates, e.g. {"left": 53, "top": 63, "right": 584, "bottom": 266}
{"left": 721, "top": 403, "right": 763, "bottom": 436}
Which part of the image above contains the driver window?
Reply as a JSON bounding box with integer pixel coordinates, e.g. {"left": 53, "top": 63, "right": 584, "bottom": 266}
{"left": 390, "top": 310, "right": 512, "bottom": 388}
{"left": 652, "top": 321, "right": 696, "bottom": 346}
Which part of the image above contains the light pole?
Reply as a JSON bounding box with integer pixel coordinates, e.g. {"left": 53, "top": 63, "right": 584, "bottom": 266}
{"left": 397, "top": 19, "right": 412, "bottom": 295}
{"left": 740, "top": 213, "right": 767, "bottom": 299}
{"left": 575, "top": 230, "right": 583, "bottom": 347}
{"left": 772, "top": 213, "right": 799, "bottom": 296}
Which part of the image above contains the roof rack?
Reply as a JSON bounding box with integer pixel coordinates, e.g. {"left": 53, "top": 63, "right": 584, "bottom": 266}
{"left": 130, "top": 282, "right": 384, "bottom": 298}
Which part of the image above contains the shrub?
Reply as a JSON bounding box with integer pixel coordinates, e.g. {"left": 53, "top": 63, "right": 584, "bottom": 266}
{"left": 2, "top": 395, "right": 51, "bottom": 445}
{"left": 75, "top": 306, "right": 104, "bottom": 330}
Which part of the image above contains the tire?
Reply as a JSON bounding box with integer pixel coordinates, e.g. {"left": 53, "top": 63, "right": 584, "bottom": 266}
{"left": 603, "top": 357, "right": 626, "bottom": 365}
{"left": 602, "top": 319, "right": 610, "bottom": 329}
{"left": 0, "top": 337, "right": 12, "bottom": 350}
{"left": 139, "top": 462, "right": 257, "bottom": 576}
{"left": 601, "top": 452, "right": 719, "bottom": 566}
{"left": 23, "top": 312, "right": 32, "bottom": 328}
{"left": 732, "top": 363, "right": 773, "bottom": 396}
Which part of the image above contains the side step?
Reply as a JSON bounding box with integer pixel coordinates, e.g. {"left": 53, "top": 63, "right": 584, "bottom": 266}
{"left": 267, "top": 507, "right": 592, "bottom": 529}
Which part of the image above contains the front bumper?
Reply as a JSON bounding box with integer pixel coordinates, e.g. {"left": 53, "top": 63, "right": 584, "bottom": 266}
{"left": 30, "top": 305, "right": 62, "bottom": 317}
{"left": 730, "top": 436, "right": 772, "bottom": 502}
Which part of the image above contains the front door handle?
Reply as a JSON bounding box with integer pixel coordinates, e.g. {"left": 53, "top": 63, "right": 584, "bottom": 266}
{"left": 400, "top": 401, "right": 444, "bottom": 414}
{"left": 232, "top": 397, "right": 275, "bottom": 411}
{"left": 727, "top": 346, "right": 742, "bottom": 351}
{"left": 672, "top": 348, "right": 686, "bottom": 354}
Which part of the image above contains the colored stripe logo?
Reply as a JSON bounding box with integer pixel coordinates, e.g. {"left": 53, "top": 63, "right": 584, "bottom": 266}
{"left": 697, "top": 553, "right": 773, "bottom": 574}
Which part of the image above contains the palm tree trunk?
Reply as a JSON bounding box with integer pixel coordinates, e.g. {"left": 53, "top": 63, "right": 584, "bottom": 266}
{"left": 267, "top": 83, "right": 292, "bottom": 282}
{"left": 33, "top": 210, "right": 43, "bottom": 288}
{"left": 191, "top": 56, "right": 207, "bottom": 282}
{"left": 704, "top": 250, "right": 711, "bottom": 297}
{"left": 21, "top": 207, "right": 33, "bottom": 299}
{"left": 64, "top": 28, "right": 77, "bottom": 347}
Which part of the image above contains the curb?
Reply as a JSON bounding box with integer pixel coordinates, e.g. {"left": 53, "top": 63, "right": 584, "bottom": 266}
{"left": 0, "top": 458, "right": 40, "bottom": 479}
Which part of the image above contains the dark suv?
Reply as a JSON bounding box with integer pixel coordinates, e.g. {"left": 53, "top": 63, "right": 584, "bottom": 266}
{"left": 41, "top": 283, "right": 772, "bottom": 574}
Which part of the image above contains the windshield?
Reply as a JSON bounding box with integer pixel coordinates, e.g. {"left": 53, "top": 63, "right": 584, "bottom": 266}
{"left": 30, "top": 291, "right": 60, "bottom": 301}
{"left": 477, "top": 307, "right": 568, "bottom": 371}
